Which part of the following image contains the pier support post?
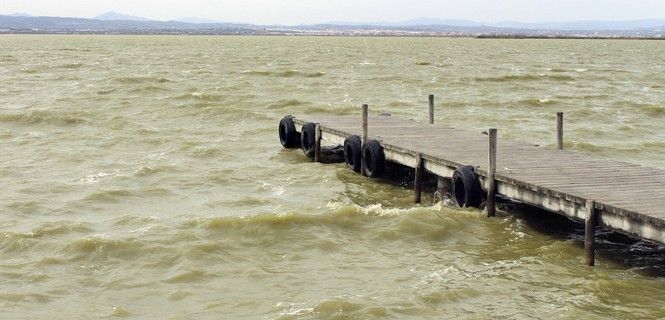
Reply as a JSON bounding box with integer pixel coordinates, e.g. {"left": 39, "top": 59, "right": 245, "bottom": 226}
{"left": 557, "top": 112, "right": 564, "bottom": 150}
{"left": 428, "top": 94, "right": 434, "bottom": 125}
{"left": 414, "top": 153, "right": 423, "bottom": 204}
{"left": 434, "top": 177, "right": 448, "bottom": 202}
{"left": 314, "top": 123, "right": 322, "bottom": 162}
{"left": 585, "top": 200, "right": 597, "bottom": 266}
{"left": 484, "top": 128, "right": 497, "bottom": 217}
{"left": 361, "top": 104, "right": 368, "bottom": 175}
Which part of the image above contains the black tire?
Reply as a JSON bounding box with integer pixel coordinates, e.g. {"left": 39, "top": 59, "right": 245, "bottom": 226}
{"left": 362, "top": 140, "right": 385, "bottom": 178}
{"left": 452, "top": 165, "right": 483, "bottom": 208}
{"left": 300, "top": 122, "right": 316, "bottom": 157}
{"left": 344, "top": 135, "right": 362, "bottom": 173}
{"left": 279, "top": 116, "right": 300, "bottom": 148}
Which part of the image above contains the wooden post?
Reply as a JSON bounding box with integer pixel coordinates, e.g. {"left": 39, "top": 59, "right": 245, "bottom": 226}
{"left": 314, "top": 123, "right": 322, "bottom": 162}
{"left": 484, "top": 128, "right": 497, "bottom": 217}
{"left": 557, "top": 112, "right": 564, "bottom": 150}
{"left": 585, "top": 200, "right": 597, "bottom": 266}
{"left": 434, "top": 176, "right": 447, "bottom": 202}
{"left": 361, "top": 104, "right": 368, "bottom": 175}
{"left": 414, "top": 153, "right": 423, "bottom": 204}
{"left": 428, "top": 94, "right": 434, "bottom": 125}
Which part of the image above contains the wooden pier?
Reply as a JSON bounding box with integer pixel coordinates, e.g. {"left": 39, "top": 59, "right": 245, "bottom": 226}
{"left": 280, "top": 102, "right": 665, "bottom": 265}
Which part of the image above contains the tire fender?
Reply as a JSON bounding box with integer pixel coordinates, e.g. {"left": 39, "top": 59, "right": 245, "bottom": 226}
{"left": 344, "top": 135, "right": 362, "bottom": 173}
{"left": 279, "top": 116, "right": 300, "bottom": 148}
{"left": 300, "top": 122, "right": 316, "bottom": 157}
{"left": 362, "top": 140, "right": 385, "bottom": 178}
{"left": 452, "top": 165, "right": 483, "bottom": 208}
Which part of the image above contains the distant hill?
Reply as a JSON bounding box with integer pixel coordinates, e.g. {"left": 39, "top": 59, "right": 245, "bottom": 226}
{"left": 93, "top": 11, "right": 152, "bottom": 21}
{"left": 0, "top": 15, "right": 256, "bottom": 33}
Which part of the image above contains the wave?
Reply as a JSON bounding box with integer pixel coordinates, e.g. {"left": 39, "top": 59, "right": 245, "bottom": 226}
{"left": 572, "top": 142, "right": 604, "bottom": 153}
{"left": 96, "top": 88, "right": 117, "bottom": 95}
{"left": 189, "top": 146, "right": 230, "bottom": 159}
{"left": 473, "top": 74, "right": 574, "bottom": 83}
{"left": 519, "top": 98, "right": 557, "bottom": 106}
{"left": 16, "top": 204, "right": 461, "bottom": 264}
{"left": 9, "top": 210, "right": 400, "bottom": 264}
{"left": 0, "top": 55, "right": 18, "bottom": 62}
{"left": 241, "top": 70, "right": 325, "bottom": 78}
{"left": 547, "top": 67, "right": 588, "bottom": 73}
{"left": 57, "top": 63, "right": 84, "bottom": 69}
{"left": 642, "top": 104, "right": 665, "bottom": 116}
{"left": 241, "top": 70, "right": 272, "bottom": 76}
{"left": 58, "top": 48, "right": 91, "bottom": 52}
{"left": 20, "top": 66, "right": 45, "bottom": 74}
{"left": 83, "top": 189, "right": 135, "bottom": 202}
{"left": 6, "top": 200, "right": 45, "bottom": 215}
{"left": 129, "top": 85, "right": 170, "bottom": 94}
{"left": 61, "top": 236, "right": 147, "bottom": 261}
{"left": 0, "top": 110, "right": 89, "bottom": 126}
{"left": 185, "top": 202, "right": 471, "bottom": 238}
{"left": 114, "top": 76, "right": 173, "bottom": 84}
{"left": 615, "top": 102, "right": 665, "bottom": 116}
{"left": 132, "top": 165, "right": 179, "bottom": 177}
{"left": 640, "top": 141, "right": 665, "bottom": 149}
{"left": 31, "top": 221, "right": 93, "bottom": 238}
{"left": 164, "top": 270, "right": 209, "bottom": 284}
{"left": 267, "top": 99, "right": 310, "bottom": 109}
{"left": 175, "top": 92, "right": 225, "bottom": 102}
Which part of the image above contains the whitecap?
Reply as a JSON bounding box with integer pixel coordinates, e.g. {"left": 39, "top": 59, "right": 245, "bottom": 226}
{"left": 79, "top": 171, "right": 111, "bottom": 184}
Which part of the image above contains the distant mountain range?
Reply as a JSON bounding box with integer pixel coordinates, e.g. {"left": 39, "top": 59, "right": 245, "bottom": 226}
{"left": 323, "top": 17, "right": 665, "bottom": 31}
{"left": 0, "top": 12, "right": 663, "bottom": 37}
{"left": 93, "top": 11, "right": 152, "bottom": 22}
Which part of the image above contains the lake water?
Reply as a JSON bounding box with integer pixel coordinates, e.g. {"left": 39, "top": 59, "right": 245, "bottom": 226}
{"left": 1, "top": 35, "right": 664, "bottom": 319}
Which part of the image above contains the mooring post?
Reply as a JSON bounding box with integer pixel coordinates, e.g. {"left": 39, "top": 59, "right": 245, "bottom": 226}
{"left": 585, "top": 200, "right": 597, "bottom": 266}
{"left": 361, "top": 104, "right": 368, "bottom": 175}
{"left": 314, "top": 123, "right": 322, "bottom": 162}
{"left": 428, "top": 94, "right": 434, "bottom": 125}
{"left": 434, "top": 177, "right": 448, "bottom": 202}
{"left": 557, "top": 112, "right": 564, "bottom": 150}
{"left": 414, "top": 153, "right": 423, "bottom": 204}
{"left": 484, "top": 128, "right": 497, "bottom": 217}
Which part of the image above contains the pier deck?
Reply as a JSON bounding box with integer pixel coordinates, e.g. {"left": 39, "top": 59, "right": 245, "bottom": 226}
{"left": 292, "top": 114, "right": 665, "bottom": 246}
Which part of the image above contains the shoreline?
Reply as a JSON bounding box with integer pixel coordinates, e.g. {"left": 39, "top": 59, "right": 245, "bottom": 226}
{"left": 1, "top": 30, "right": 664, "bottom": 40}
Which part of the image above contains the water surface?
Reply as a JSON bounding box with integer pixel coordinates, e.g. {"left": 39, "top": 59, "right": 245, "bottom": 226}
{"left": 1, "top": 35, "right": 664, "bottom": 319}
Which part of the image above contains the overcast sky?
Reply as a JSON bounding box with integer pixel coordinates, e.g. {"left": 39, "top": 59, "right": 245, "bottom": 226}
{"left": 2, "top": 0, "right": 665, "bottom": 24}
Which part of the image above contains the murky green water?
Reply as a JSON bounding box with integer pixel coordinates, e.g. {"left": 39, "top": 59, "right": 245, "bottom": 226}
{"left": 1, "top": 35, "right": 664, "bottom": 319}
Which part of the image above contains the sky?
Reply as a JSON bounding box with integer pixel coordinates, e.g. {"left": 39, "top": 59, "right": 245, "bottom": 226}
{"left": 2, "top": 0, "right": 665, "bottom": 25}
